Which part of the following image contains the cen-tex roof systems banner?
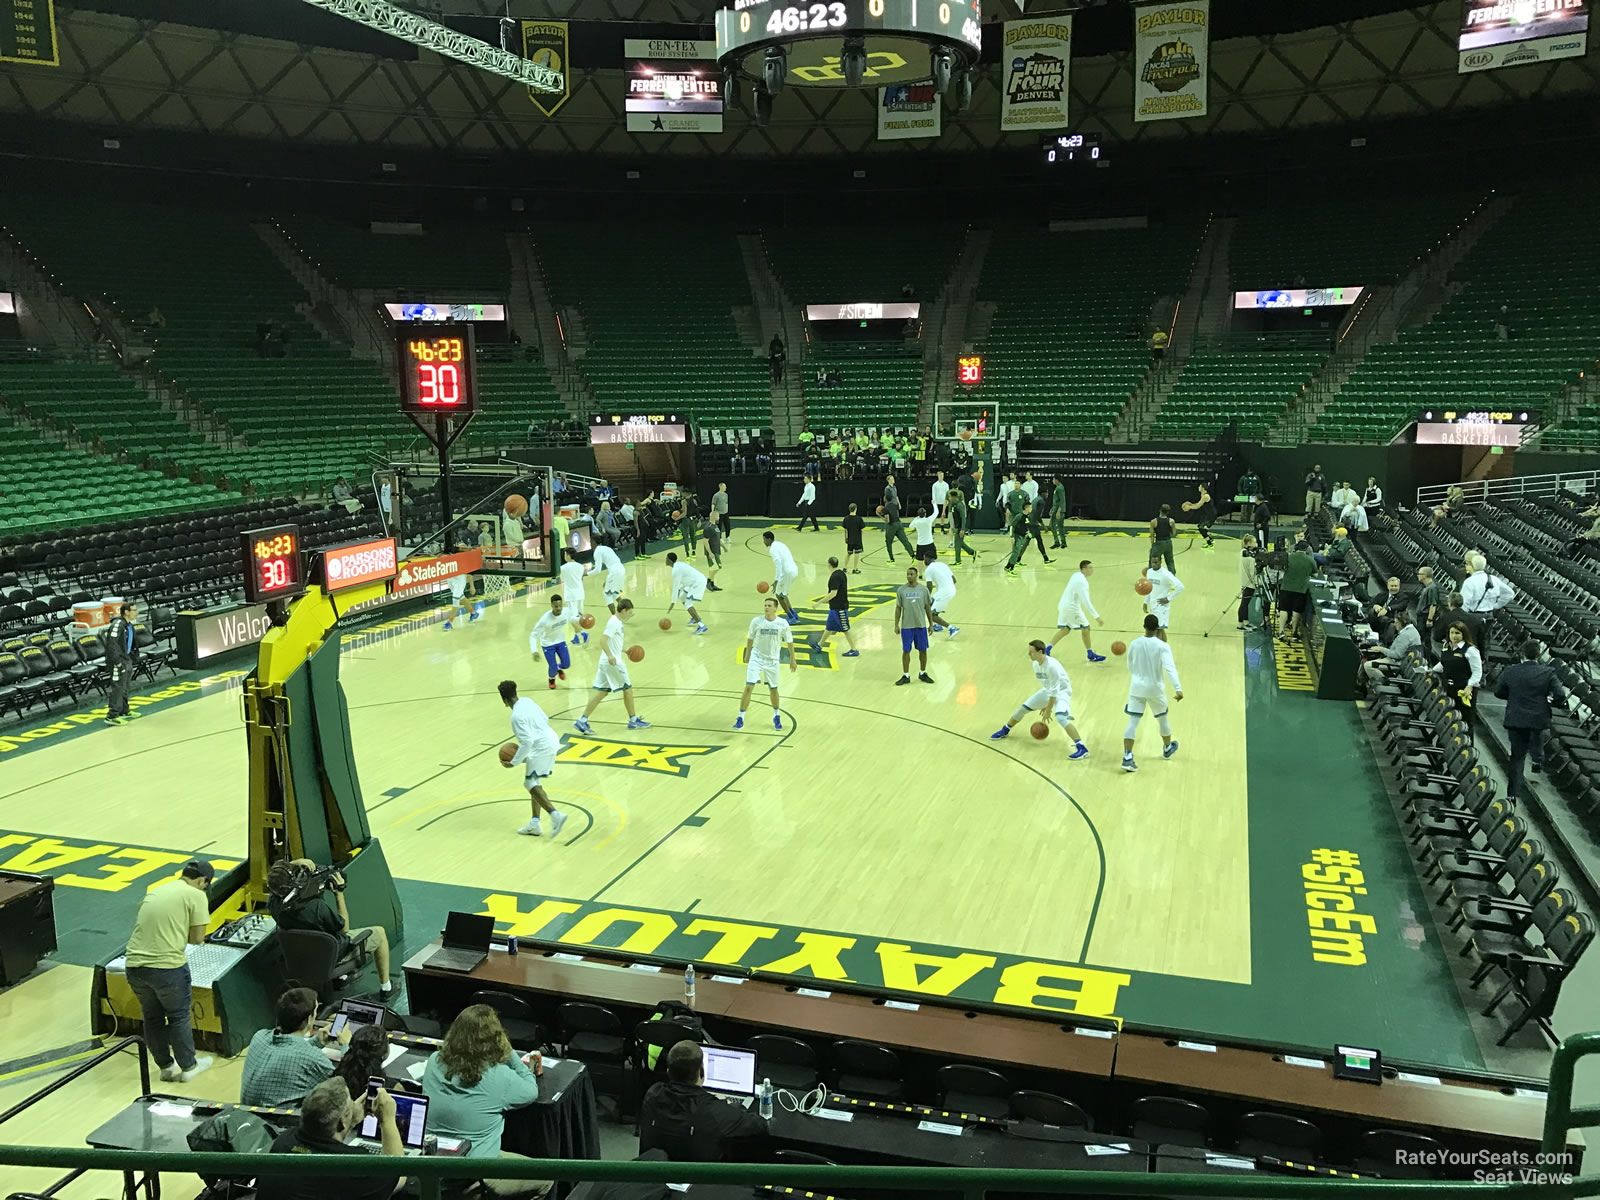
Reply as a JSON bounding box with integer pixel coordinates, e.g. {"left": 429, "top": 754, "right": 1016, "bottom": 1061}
{"left": 1133, "top": 2, "right": 1209, "bottom": 123}
{"left": 1000, "top": 18, "right": 1072, "bottom": 132}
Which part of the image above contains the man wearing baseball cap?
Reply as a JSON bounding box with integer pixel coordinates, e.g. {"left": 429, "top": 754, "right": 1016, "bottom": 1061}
{"left": 124, "top": 860, "right": 216, "bottom": 1082}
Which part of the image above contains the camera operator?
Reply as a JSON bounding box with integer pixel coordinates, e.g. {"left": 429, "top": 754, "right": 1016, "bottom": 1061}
{"left": 268, "top": 859, "right": 392, "bottom": 997}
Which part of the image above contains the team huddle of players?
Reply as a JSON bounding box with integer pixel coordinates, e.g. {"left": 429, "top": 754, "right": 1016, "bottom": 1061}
{"left": 496, "top": 489, "right": 1195, "bottom": 837}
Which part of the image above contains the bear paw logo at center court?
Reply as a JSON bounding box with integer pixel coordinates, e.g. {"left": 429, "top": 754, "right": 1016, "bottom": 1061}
{"left": 1141, "top": 39, "right": 1199, "bottom": 92}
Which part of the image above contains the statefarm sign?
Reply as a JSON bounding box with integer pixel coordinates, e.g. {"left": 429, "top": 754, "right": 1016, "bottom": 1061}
{"left": 392, "top": 549, "right": 484, "bottom": 596}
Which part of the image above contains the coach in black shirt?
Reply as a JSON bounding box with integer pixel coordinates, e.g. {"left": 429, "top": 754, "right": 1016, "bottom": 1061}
{"left": 639, "top": 1042, "right": 767, "bottom": 1162}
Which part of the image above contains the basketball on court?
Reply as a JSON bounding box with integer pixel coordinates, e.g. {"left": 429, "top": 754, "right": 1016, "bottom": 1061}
{"left": 627, "top": 645, "right": 645, "bottom": 662}
{"left": 498, "top": 742, "right": 517, "bottom": 765}
{"left": 757, "top": 581, "right": 770, "bottom": 593}
{"left": 1134, "top": 578, "right": 1153, "bottom": 595}
{"left": 1111, "top": 640, "right": 1128, "bottom": 655}
{"left": 671, "top": 510, "right": 682, "bottom": 520}
{"left": 659, "top": 618, "right": 671, "bottom": 630}
{"left": 504, "top": 494, "right": 528, "bottom": 517}
{"left": 876, "top": 506, "right": 885, "bottom": 516}
{"left": 579, "top": 614, "right": 596, "bottom": 628}
{"left": 1030, "top": 721, "right": 1049, "bottom": 740}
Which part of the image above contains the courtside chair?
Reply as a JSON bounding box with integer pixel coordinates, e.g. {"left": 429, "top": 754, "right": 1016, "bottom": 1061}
{"left": 828, "top": 1038, "right": 904, "bottom": 1101}
{"left": 468, "top": 990, "right": 543, "bottom": 1051}
{"left": 278, "top": 928, "right": 370, "bottom": 1004}
{"left": 1009, "top": 1089, "right": 1090, "bottom": 1129}
{"left": 935, "top": 1063, "right": 1011, "bottom": 1118}
{"left": 1483, "top": 910, "right": 1593, "bottom": 1046}
{"left": 1129, "top": 1095, "right": 1210, "bottom": 1148}
{"left": 1235, "top": 1111, "right": 1323, "bottom": 1160}
{"left": 1466, "top": 887, "right": 1577, "bottom": 985}
{"left": 557, "top": 1001, "right": 629, "bottom": 1107}
{"left": 1355, "top": 1128, "right": 1445, "bottom": 1178}
{"left": 746, "top": 1034, "right": 819, "bottom": 1092}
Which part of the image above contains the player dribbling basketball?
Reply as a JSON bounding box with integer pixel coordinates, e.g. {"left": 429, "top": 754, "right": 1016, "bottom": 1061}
{"left": 498, "top": 680, "right": 568, "bottom": 839}
{"left": 530, "top": 593, "right": 571, "bottom": 689}
{"left": 737, "top": 596, "right": 796, "bottom": 731}
{"left": 990, "top": 640, "right": 1089, "bottom": 759}
{"left": 574, "top": 599, "right": 649, "bottom": 732}
{"left": 559, "top": 548, "right": 590, "bottom": 645}
{"left": 594, "top": 541, "right": 627, "bottom": 614}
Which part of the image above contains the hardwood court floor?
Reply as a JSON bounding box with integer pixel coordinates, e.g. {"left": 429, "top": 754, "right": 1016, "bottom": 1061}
{"left": 0, "top": 521, "right": 1250, "bottom": 988}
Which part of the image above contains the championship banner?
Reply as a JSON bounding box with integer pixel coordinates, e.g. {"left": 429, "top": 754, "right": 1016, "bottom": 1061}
{"left": 521, "top": 20, "right": 570, "bottom": 116}
{"left": 877, "top": 81, "right": 942, "bottom": 140}
{"left": 1, "top": 0, "right": 58, "bottom": 66}
{"left": 1000, "top": 19, "right": 1072, "bottom": 133}
{"left": 623, "top": 38, "right": 722, "bottom": 133}
{"left": 1133, "top": 2, "right": 1209, "bottom": 123}
{"left": 1458, "top": 0, "right": 1589, "bottom": 73}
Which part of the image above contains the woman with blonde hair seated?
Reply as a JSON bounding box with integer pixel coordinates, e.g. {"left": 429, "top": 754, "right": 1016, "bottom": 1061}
{"left": 423, "top": 1005, "right": 550, "bottom": 1196}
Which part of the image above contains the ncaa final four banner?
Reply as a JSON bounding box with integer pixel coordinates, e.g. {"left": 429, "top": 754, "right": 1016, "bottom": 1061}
{"left": 877, "top": 81, "right": 942, "bottom": 140}
{"left": 1000, "top": 19, "right": 1072, "bottom": 133}
{"left": 623, "top": 39, "right": 723, "bottom": 133}
{"left": 1458, "top": 0, "right": 1589, "bottom": 73}
{"left": 1132, "top": 2, "right": 1209, "bottom": 123}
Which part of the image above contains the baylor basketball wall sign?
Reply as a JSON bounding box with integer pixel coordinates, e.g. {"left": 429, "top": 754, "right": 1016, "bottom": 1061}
{"left": 521, "top": 21, "right": 571, "bottom": 116}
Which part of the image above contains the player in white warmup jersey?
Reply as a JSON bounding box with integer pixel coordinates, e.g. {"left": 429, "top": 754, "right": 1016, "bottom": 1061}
{"left": 499, "top": 680, "right": 568, "bottom": 839}
{"left": 1049, "top": 560, "right": 1107, "bottom": 662}
{"left": 574, "top": 599, "right": 650, "bottom": 731}
{"left": 558, "top": 548, "right": 590, "bottom": 645}
{"left": 736, "top": 596, "right": 796, "bottom": 731}
{"left": 1123, "top": 614, "right": 1183, "bottom": 772}
{"left": 931, "top": 471, "right": 951, "bottom": 534}
{"left": 593, "top": 542, "right": 627, "bottom": 613}
{"left": 762, "top": 531, "right": 800, "bottom": 623}
{"left": 665, "top": 552, "right": 710, "bottom": 634}
{"left": 990, "top": 641, "right": 1089, "bottom": 759}
{"left": 1143, "top": 553, "right": 1185, "bottom": 641}
{"left": 529, "top": 592, "right": 571, "bottom": 689}
{"left": 922, "top": 559, "right": 959, "bottom": 638}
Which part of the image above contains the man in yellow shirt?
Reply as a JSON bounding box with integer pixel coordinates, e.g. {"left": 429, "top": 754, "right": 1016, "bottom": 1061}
{"left": 124, "top": 860, "right": 216, "bottom": 1082}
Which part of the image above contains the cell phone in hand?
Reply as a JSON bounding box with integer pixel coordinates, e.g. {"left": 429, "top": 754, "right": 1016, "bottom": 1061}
{"left": 367, "top": 1076, "right": 384, "bottom": 1101}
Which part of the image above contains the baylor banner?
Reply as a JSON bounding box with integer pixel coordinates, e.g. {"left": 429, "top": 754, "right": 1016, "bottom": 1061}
{"left": 1000, "top": 19, "right": 1072, "bottom": 133}
{"left": 877, "top": 81, "right": 942, "bottom": 140}
{"left": 1133, "top": 2, "right": 1209, "bottom": 123}
{"left": 521, "top": 20, "right": 571, "bottom": 116}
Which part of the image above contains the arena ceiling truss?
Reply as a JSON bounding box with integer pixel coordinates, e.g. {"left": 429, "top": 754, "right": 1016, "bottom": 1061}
{"left": 0, "top": 2, "right": 1594, "bottom": 158}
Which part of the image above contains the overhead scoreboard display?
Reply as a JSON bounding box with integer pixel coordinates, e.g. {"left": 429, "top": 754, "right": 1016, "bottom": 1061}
{"left": 1041, "top": 132, "right": 1103, "bottom": 166}
{"left": 715, "top": 0, "right": 982, "bottom": 88}
{"left": 1414, "top": 408, "right": 1538, "bottom": 447}
{"left": 625, "top": 39, "right": 723, "bottom": 133}
{"left": 398, "top": 328, "right": 478, "bottom": 416}
{"left": 241, "top": 524, "right": 306, "bottom": 604}
{"left": 1458, "top": 0, "right": 1588, "bottom": 72}
{"left": 1, "top": 0, "right": 58, "bottom": 66}
{"left": 589, "top": 413, "right": 689, "bottom": 445}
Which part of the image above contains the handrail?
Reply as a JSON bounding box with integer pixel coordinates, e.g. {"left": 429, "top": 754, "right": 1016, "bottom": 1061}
{"left": 2, "top": 1144, "right": 1592, "bottom": 1200}
{"left": 1544, "top": 1030, "right": 1600, "bottom": 1158}
{"left": 0, "top": 1037, "right": 150, "bottom": 1128}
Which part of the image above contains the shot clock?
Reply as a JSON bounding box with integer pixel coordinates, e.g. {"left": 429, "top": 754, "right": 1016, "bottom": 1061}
{"left": 398, "top": 327, "right": 478, "bottom": 416}
{"left": 957, "top": 354, "right": 982, "bottom": 386}
{"left": 241, "top": 524, "right": 306, "bottom": 604}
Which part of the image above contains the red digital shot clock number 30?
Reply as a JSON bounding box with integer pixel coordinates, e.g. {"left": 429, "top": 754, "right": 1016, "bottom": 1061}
{"left": 957, "top": 354, "right": 982, "bottom": 386}
{"left": 241, "top": 523, "right": 306, "bottom": 604}
{"left": 399, "top": 328, "right": 478, "bottom": 415}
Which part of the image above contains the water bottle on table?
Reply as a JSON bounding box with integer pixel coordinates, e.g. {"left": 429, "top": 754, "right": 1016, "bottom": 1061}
{"left": 684, "top": 961, "right": 696, "bottom": 1004}
{"left": 759, "top": 1077, "right": 774, "bottom": 1121}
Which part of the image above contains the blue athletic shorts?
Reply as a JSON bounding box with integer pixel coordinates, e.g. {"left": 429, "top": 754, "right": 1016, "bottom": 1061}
{"left": 827, "top": 609, "right": 850, "bottom": 632}
{"left": 900, "top": 627, "right": 929, "bottom": 653}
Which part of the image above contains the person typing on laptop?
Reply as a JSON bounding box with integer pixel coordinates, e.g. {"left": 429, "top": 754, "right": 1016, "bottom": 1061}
{"left": 241, "top": 987, "right": 342, "bottom": 1107}
{"left": 256, "top": 1077, "right": 404, "bottom": 1200}
{"left": 639, "top": 1041, "right": 768, "bottom": 1162}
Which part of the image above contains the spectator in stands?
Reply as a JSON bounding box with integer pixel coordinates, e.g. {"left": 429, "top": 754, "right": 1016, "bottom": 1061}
{"left": 1361, "top": 611, "right": 1420, "bottom": 689}
{"left": 1494, "top": 303, "right": 1510, "bottom": 341}
{"left": 479, "top": 521, "right": 497, "bottom": 551}
{"left": 104, "top": 601, "right": 140, "bottom": 725}
{"left": 901, "top": 282, "right": 915, "bottom": 299}
{"left": 333, "top": 1024, "right": 395, "bottom": 1101}
{"left": 379, "top": 477, "right": 393, "bottom": 523}
{"left": 1303, "top": 464, "right": 1328, "bottom": 516}
{"left": 1461, "top": 551, "right": 1514, "bottom": 659}
{"left": 332, "top": 477, "right": 354, "bottom": 503}
{"left": 1361, "top": 476, "right": 1383, "bottom": 520}
{"left": 146, "top": 306, "right": 166, "bottom": 328}
{"left": 1314, "top": 525, "right": 1352, "bottom": 568}
{"left": 596, "top": 479, "right": 616, "bottom": 503}
{"left": 1329, "top": 479, "right": 1356, "bottom": 513}
{"left": 1150, "top": 329, "right": 1169, "bottom": 373}
{"left": 256, "top": 1077, "right": 403, "bottom": 1200}
{"left": 730, "top": 438, "right": 748, "bottom": 474}
{"left": 241, "top": 987, "right": 339, "bottom": 1107}
{"left": 423, "top": 1006, "right": 550, "bottom": 1196}
{"left": 554, "top": 473, "right": 568, "bottom": 498}
{"left": 1571, "top": 505, "right": 1600, "bottom": 555}
{"left": 755, "top": 436, "right": 773, "bottom": 474}
{"left": 124, "top": 860, "right": 214, "bottom": 1084}
{"left": 618, "top": 498, "right": 636, "bottom": 527}
{"left": 1365, "top": 577, "right": 1404, "bottom": 640}
{"left": 1496, "top": 640, "right": 1566, "bottom": 795}
{"left": 1415, "top": 565, "right": 1441, "bottom": 630}
{"left": 1432, "top": 621, "right": 1483, "bottom": 722}
{"left": 1431, "top": 591, "right": 1483, "bottom": 658}
{"left": 639, "top": 1041, "right": 767, "bottom": 1162}
{"left": 768, "top": 334, "right": 785, "bottom": 383}
{"left": 1338, "top": 490, "right": 1368, "bottom": 533}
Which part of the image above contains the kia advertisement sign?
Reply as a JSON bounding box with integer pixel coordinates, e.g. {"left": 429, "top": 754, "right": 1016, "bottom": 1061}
{"left": 320, "top": 537, "right": 398, "bottom": 593}
{"left": 392, "top": 550, "right": 484, "bottom": 596}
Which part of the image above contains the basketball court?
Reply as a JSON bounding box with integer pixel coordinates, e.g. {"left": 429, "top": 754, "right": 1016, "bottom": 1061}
{"left": 0, "top": 516, "right": 1512, "bottom": 1137}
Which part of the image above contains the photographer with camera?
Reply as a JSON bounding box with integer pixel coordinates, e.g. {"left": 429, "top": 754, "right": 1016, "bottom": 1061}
{"left": 267, "top": 859, "right": 392, "bottom": 996}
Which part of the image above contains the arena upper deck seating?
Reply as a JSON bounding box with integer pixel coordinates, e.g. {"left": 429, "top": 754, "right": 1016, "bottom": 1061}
{"left": 280, "top": 218, "right": 511, "bottom": 292}
{"left": 1149, "top": 348, "right": 1328, "bottom": 441}
{"left": 537, "top": 226, "right": 769, "bottom": 428}
{"left": 802, "top": 351, "right": 922, "bottom": 429}
{"left": 974, "top": 221, "right": 1204, "bottom": 437}
{"left": 762, "top": 225, "right": 962, "bottom": 307}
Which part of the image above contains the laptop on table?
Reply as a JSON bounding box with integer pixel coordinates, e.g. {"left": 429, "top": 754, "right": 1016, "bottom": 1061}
{"left": 702, "top": 1045, "right": 757, "bottom": 1103}
{"left": 330, "top": 998, "right": 387, "bottom": 1038}
{"left": 356, "top": 1091, "right": 431, "bottom": 1156}
{"left": 424, "top": 912, "right": 494, "bottom": 973}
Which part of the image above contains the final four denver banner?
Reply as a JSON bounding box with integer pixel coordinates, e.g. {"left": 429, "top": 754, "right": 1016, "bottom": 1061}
{"left": 1132, "top": 2, "right": 1209, "bottom": 123}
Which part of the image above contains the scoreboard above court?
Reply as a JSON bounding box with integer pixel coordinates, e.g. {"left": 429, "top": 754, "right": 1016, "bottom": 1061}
{"left": 1414, "top": 408, "right": 1537, "bottom": 447}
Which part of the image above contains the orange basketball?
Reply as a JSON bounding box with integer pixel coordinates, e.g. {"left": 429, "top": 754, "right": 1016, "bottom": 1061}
{"left": 579, "top": 613, "right": 596, "bottom": 629}
{"left": 960, "top": 429, "right": 974, "bottom": 441}
{"left": 627, "top": 645, "right": 645, "bottom": 662}
{"left": 659, "top": 617, "right": 672, "bottom": 631}
{"left": 756, "top": 581, "right": 770, "bottom": 593}
{"left": 1030, "top": 721, "right": 1050, "bottom": 740}
{"left": 1134, "top": 578, "right": 1154, "bottom": 595}
{"left": 498, "top": 742, "right": 517, "bottom": 765}
{"left": 671, "top": 510, "right": 682, "bottom": 521}
{"left": 876, "top": 506, "right": 885, "bottom": 517}
{"left": 1111, "top": 640, "right": 1128, "bottom": 656}
{"left": 504, "top": 494, "right": 528, "bottom": 517}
